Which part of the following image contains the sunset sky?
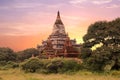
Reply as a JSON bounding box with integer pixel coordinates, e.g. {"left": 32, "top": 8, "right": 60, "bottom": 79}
{"left": 0, "top": 0, "right": 120, "bottom": 51}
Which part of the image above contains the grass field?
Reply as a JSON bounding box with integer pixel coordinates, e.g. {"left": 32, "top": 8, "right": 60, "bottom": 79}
{"left": 0, "top": 69, "right": 120, "bottom": 80}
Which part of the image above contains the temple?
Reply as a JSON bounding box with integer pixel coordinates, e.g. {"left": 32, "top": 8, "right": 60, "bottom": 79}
{"left": 37, "top": 11, "right": 81, "bottom": 58}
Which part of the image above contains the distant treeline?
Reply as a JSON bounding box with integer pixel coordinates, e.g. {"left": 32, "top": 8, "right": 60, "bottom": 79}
{"left": 0, "top": 47, "right": 39, "bottom": 62}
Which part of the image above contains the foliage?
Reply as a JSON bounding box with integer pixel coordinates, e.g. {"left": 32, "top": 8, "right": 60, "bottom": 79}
{"left": 0, "top": 61, "right": 7, "bottom": 66}
{"left": 5, "top": 61, "right": 19, "bottom": 68}
{"left": 21, "top": 58, "right": 83, "bottom": 73}
{"left": 60, "top": 59, "right": 82, "bottom": 73}
{"left": 21, "top": 57, "right": 43, "bottom": 72}
{"left": 80, "top": 18, "right": 120, "bottom": 71}
{"left": 80, "top": 47, "right": 92, "bottom": 59}
{"left": 45, "top": 59, "right": 63, "bottom": 73}
{"left": 17, "top": 48, "right": 39, "bottom": 61}
{"left": 43, "top": 58, "right": 82, "bottom": 73}
{"left": 0, "top": 61, "right": 19, "bottom": 70}
{"left": 0, "top": 47, "right": 16, "bottom": 62}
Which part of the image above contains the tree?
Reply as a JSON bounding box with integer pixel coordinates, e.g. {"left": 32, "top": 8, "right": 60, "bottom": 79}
{"left": 17, "top": 48, "right": 39, "bottom": 61}
{"left": 0, "top": 47, "right": 16, "bottom": 62}
{"left": 81, "top": 18, "right": 120, "bottom": 71}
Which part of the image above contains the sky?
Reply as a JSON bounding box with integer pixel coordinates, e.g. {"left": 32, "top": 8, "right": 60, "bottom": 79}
{"left": 0, "top": 0, "right": 120, "bottom": 51}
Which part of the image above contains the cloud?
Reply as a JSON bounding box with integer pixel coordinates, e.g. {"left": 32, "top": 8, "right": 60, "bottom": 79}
{"left": 0, "top": 24, "right": 23, "bottom": 35}
{"left": 69, "top": 0, "right": 112, "bottom": 5}
{"left": 0, "top": 23, "right": 40, "bottom": 36}
{"left": 69, "top": 0, "right": 86, "bottom": 9}
{"left": 0, "top": 3, "right": 43, "bottom": 10}
{"left": 0, "top": 6, "right": 9, "bottom": 10}
{"left": 13, "top": 3, "right": 42, "bottom": 8}
{"left": 45, "top": 3, "right": 65, "bottom": 9}
{"left": 69, "top": 0, "right": 86, "bottom": 4}
{"left": 91, "top": 0, "right": 112, "bottom": 5}
{"left": 0, "top": 1, "right": 65, "bottom": 10}
{"left": 0, "top": 1, "right": 62, "bottom": 36}
{"left": 63, "top": 15, "right": 88, "bottom": 21}
{"left": 105, "top": 4, "right": 120, "bottom": 8}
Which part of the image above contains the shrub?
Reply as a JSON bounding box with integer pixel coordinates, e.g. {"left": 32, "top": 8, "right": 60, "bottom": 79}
{"left": 102, "top": 60, "right": 115, "bottom": 72}
{"left": 0, "top": 61, "right": 19, "bottom": 70}
{"left": 44, "top": 58, "right": 82, "bottom": 73}
{"left": 0, "top": 61, "right": 7, "bottom": 66}
{"left": 61, "top": 59, "right": 81, "bottom": 73}
{"left": 5, "top": 61, "right": 19, "bottom": 68}
{"left": 21, "top": 57, "right": 43, "bottom": 72}
{"left": 17, "top": 48, "right": 39, "bottom": 61}
{"left": 21, "top": 58, "right": 83, "bottom": 73}
{"left": 0, "top": 47, "right": 16, "bottom": 62}
{"left": 45, "top": 59, "right": 63, "bottom": 73}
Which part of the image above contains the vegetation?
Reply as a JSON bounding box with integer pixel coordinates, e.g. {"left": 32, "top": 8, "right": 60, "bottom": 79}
{"left": 0, "top": 47, "right": 16, "bottom": 62}
{"left": 0, "top": 18, "right": 120, "bottom": 80}
{"left": 20, "top": 57, "right": 82, "bottom": 73}
{"left": 0, "top": 69, "right": 120, "bottom": 80}
{"left": 0, "top": 47, "right": 39, "bottom": 62}
{"left": 17, "top": 48, "right": 39, "bottom": 61}
{"left": 0, "top": 61, "right": 19, "bottom": 70}
{"left": 80, "top": 18, "right": 120, "bottom": 71}
{"left": 21, "top": 57, "right": 43, "bottom": 72}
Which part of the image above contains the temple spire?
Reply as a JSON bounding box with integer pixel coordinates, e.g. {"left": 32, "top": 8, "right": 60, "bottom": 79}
{"left": 52, "top": 11, "right": 66, "bottom": 35}
{"left": 55, "top": 11, "right": 63, "bottom": 24}
{"left": 57, "top": 11, "right": 60, "bottom": 19}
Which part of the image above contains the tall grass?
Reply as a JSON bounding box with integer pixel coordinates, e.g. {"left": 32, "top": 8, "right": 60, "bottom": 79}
{"left": 0, "top": 69, "right": 120, "bottom": 80}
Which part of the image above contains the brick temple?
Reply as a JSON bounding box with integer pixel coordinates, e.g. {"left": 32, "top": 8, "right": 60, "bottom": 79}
{"left": 37, "top": 11, "right": 81, "bottom": 58}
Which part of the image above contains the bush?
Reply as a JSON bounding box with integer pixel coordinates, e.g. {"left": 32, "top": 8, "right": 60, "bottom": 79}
{"left": 17, "top": 48, "right": 39, "bottom": 61}
{"left": 21, "top": 57, "right": 43, "bottom": 72}
{"left": 5, "top": 61, "right": 19, "bottom": 68}
{"left": 44, "top": 58, "right": 82, "bottom": 73}
{"left": 0, "top": 47, "right": 16, "bottom": 62}
{"left": 45, "top": 59, "right": 63, "bottom": 73}
{"left": 61, "top": 59, "right": 81, "bottom": 73}
{"left": 0, "top": 61, "right": 19, "bottom": 70}
{"left": 0, "top": 61, "right": 7, "bottom": 66}
{"left": 21, "top": 58, "right": 83, "bottom": 73}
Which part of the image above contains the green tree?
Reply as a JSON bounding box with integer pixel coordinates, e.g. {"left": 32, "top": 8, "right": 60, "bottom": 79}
{"left": 17, "top": 48, "right": 39, "bottom": 61}
{"left": 0, "top": 47, "right": 16, "bottom": 62}
{"left": 81, "top": 18, "right": 120, "bottom": 71}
